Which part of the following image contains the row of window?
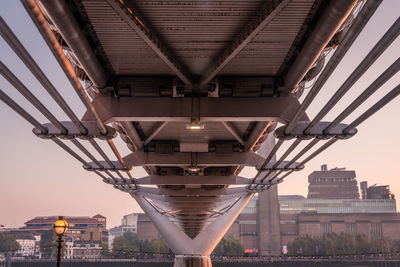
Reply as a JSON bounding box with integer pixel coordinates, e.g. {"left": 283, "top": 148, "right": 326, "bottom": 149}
{"left": 320, "top": 223, "right": 382, "bottom": 238}
{"left": 311, "top": 178, "right": 354, "bottom": 182}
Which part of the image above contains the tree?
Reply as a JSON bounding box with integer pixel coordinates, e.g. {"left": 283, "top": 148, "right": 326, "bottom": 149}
{"left": 287, "top": 233, "right": 398, "bottom": 256}
{"left": 111, "top": 232, "right": 139, "bottom": 258}
{"left": 40, "top": 229, "right": 56, "bottom": 259}
{"left": 0, "top": 233, "right": 20, "bottom": 254}
{"left": 124, "top": 231, "right": 139, "bottom": 253}
{"left": 138, "top": 239, "right": 151, "bottom": 258}
{"left": 148, "top": 239, "right": 170, "bottom": 256}
{"left": 213, "top": 236, "right": 244, "bottom": 257}
{"left": 101, "top": 241, "right": 111, "bottom": 257}
{"left": 112, "top": 235, "right": 127, "bottom": 258}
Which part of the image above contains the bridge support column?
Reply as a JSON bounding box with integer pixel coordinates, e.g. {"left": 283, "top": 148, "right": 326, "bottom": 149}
{"left": 174, "top": 255, "right": 212, "bottom": 267}
{"left": 131, "top": 192, "right": 253, "bottom": 267}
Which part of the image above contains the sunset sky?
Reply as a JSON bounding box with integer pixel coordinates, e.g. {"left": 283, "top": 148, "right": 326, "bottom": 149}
{"left": 0, "top": 0, "right": 399, "bottom": 229}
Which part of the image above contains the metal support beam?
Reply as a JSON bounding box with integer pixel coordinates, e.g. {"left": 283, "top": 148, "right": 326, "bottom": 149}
{"left": 0, "top": 17, "right": 87, "bottom": 134}
{"left": 123, "top": 151, "right": 266, "bottom": 168}
{"left": 37, "top": 0, "right": 109, "bottom": 88}
{"left": 198, "top": 0, "right": 290, "bottom": 87}
{"left": 104, "top": 0, "right": 192, "bottom": 86}
{"left": 222, "top": 122, "right": 244, "bottom": 145}
{"left": 304, "top": 17, "right": 400, "bottom": 135}
{"left": 0, "top": 89, "right": 47, "bottom": 134}
{"left": 137, "top": 194, "right": 237, "bottom": 204}
{"left": 135, "top": 175, "right": 250, "bottom": 185}
{"left": 83, "top": 96, "right": 302, "bottom": 123}
{"left": 21, "top": 0, "right": 109, "bottom": 135}
{"left": 144, "top": 122, "right": 168, "bottom": 145}
{"left": 282, "top": 0, "right": 358, "bottom": 92}
{"left": 284, "top": 0, "right": 384, "bottom": 134}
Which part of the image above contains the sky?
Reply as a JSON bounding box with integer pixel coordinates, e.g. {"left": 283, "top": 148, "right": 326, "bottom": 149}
{"left": 0, "top": 0, "right": 399, "bottom": 229}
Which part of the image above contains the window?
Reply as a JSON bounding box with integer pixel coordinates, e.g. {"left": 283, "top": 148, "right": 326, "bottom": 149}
{"left": 371, "top": 223, "right": 382, "bottom": 239}
{"left": 345, "top": 223, "right": 357, "bottom": 235}
{"left": 321, "top": 223, "right": 332, "bottom": 235}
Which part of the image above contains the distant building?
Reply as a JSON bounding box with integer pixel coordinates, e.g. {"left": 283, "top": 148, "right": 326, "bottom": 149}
{"left": 108, "top": 225, "right": 136, "bottom": 250}
{"left": 360, "top": 181, "right": 395, "bottom": 200}
{"left": 14, "top": 232, "right": 36, "bottom": 258}
{"left": 65, "top": 237, "right": 74, "bottom": 259}
{"left": 72, "top": 240, "right": 102, "bottom": 259}
{"left": 0, "top": 230, "right": 41, "bottom": 259}
{"left": 134, "top": 164, "right": 399, "bottom": 254}
{"left": 368, "top": 184, "right": 394, "bottom": 200}
{"left": 279, "top": 213, "right": 400, "bottom": 245}
{"left": 22, "top": 214, "right": 108, "bottom": 244}
{"left": 307, "top": 164, "right": 359, "bottom": 199}
{"left": 137, "top": 213, "right": 162, "bottom": 241}
{"left": 279, "top": 197, "right": 396, "bottom": 214}
{"left": 121, "top": 213, "right": 138, "bottom": 228}
{"left": 63, "top": 237, "right": 102, "bottom": 259}
{"left": 360, "top": 181, "right": 368, "bottom": 199}
{"left": 108, "top": 213, "right": 138, "bottom": 250}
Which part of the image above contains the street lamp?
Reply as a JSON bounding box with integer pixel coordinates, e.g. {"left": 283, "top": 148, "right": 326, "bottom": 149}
{"left": 53, "top": 216, "right": 68, "bottom": 267}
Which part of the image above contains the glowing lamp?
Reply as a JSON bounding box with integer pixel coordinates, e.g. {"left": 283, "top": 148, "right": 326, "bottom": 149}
{"left": 186, "top": 121, "right": 204, "bottom": 130}
{"left": 53, "top": 216, "right": 69, "bottom": 236}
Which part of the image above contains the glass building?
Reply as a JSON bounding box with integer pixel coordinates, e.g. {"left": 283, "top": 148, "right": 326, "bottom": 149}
{"left": 278, "top": 197, "right": 396, "bottom": 214}
{"left": 240, "top": 195, "right": 396, "bottom": 214}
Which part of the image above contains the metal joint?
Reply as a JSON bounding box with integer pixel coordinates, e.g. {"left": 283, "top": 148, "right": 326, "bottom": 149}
{"left": 33, "top": 121, "right": 116, "bottom": 140}
{"left": 83, "top": 160, "right": 130, "bottom": 172}
{"left": 274, "top": 121, "right": 357, "bottom": 140}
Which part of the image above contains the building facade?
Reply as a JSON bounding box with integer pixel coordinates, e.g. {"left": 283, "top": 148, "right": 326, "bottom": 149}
{"left": 279, "top": 196, "right": 396, "bottom": 214}
{"left": 121, "top": 213, "right": 139, "bottom": 229}
{"left": 133, "top": 164, "right": 399, "bottom": 255}
{"left": 0, "top": 230, "right": 41, "bottom": 259}
{"left": 71, "top": 240, "right": 102, "bottom": 259}
{"left": 64, "top": 237, "right": 102, "bottom": 259}
{"left": 280, "top": 213, "right": 400, "bottom": 245}
{"left": 108, "top": 225, "right": 136, "bottom": 250}
{"left": 14, "top": 232, "right": 37, "bottom": 258}
{"left": 22, "top": 214, "right": 108, "bottom": 244}
{"left": 307, "top": 165, "right": 359, "bottom": 199}
{"left": 366, "top": 184, "right": 395, "bottom": 199}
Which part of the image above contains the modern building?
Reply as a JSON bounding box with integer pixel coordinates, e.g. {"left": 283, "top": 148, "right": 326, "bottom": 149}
{"left": 108, "top": 213, "right": 138, "bottom": 250}
{"left": 279, "top": 196, "right": 396, "bottom": 214}
{"left": 134, "top": 164, "right": 399, "bottom": 254}
{"left": 108, "top": 225, "right": 136, "bottom": 250}
{"left": 307, "top": 165, "right": 359, "bottom": 199}
{"left": 365, "top": 183, "right": 395, "bottom": 200}
{"left": 121, "top": 213, "right": 139, "bottom": 229}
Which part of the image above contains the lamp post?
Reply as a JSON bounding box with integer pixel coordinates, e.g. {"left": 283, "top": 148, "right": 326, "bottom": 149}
{"left": 53, "top": 216, "right": 68, "bottom": 267}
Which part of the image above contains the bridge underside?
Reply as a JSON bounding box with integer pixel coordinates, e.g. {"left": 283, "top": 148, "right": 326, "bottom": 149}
{"left": 1, "top": 0, "right": 399, "bottom": 266}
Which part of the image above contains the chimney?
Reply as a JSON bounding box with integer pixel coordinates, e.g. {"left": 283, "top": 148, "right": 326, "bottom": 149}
{"left": 360, "top": 181, "right": 368, "bottom": 199}
{"left": 321, "top": 164, "right": 327, "bottom": 171}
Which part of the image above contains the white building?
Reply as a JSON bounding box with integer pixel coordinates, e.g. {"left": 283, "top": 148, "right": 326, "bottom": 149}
{"left": 72, "top": 240, "right": 102, "bottom": 259}
{"left": 64, "top": 237, "right": 74, "bottom": 259}
{"left": 108, "top": 225, "right": 136, "bottom": 251}
{"left": 121, "top": 213, "right": 138, "bottom": 229}
{"left": 15, "top": 234, "right": 36, "bottom": 258}
{"left": 108, "top": 213, "right": 138, "bottom": 250}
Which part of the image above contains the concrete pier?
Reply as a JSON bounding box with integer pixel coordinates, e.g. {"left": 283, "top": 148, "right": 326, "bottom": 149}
{"left": 173, "top": 256, "right": 212, "bottom": 267}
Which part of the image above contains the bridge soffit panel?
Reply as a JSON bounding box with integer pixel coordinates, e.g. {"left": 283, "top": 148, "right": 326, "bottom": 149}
{"left": 82, "top": 95, "right": 302, "bottom": 124}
